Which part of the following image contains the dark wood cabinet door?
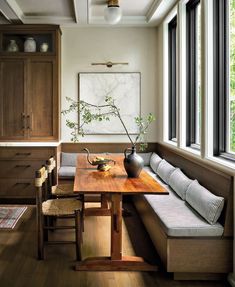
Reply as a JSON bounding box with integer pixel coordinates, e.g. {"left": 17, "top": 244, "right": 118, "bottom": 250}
{"left": 27, "top": 58, "right": 58, "bottom": 140}
{"left": 0, "top": 59, "right": 26, "bottom": 139}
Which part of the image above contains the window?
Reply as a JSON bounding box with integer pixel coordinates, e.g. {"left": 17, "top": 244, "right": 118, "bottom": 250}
{"left": 186, "top": 0, "right": 201, "bottom": 148}
{"left": 168, "top": 16, "right": 177, "bottom": 141}
{"left": 214, "top": 0, "right": 235, "bottom": 160}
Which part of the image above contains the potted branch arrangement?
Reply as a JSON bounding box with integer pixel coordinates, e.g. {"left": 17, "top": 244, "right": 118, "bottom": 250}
{"left": 62, "top": 96, "right": 155, "bottom": 177}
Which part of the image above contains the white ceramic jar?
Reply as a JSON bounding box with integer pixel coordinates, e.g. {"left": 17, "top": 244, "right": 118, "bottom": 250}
{"left": 40, "top": 42, "right": 49, "bottom": 52}
{"left": 24, "top": 37, "right": 36, "bottom": 52}
{"left": 7, "top": 39, "right": 19, "bottom": 52}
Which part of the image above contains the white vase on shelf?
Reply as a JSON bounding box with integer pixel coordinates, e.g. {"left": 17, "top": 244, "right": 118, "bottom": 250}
{"left": 40, "top": 42, "right": 49, "bottom": 52}
{"left": 24, "top": 37, "right": 36, "bottom": 52}
{"left": 7, "top": 40, "right": 19, "bottom": 52}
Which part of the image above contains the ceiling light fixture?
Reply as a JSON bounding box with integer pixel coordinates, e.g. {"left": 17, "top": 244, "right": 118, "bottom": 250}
{"left": 104, "top": 0, "right": 122, "bottom": 25}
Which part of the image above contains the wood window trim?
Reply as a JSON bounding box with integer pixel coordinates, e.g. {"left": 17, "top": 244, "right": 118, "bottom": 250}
{"left": 213, "top": 0, "right": 235, "bottom": 162}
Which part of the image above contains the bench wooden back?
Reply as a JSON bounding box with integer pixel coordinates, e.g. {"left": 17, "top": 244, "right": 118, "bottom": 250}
{"left": 156, "top": 143, "right": 233, "bottom": 237}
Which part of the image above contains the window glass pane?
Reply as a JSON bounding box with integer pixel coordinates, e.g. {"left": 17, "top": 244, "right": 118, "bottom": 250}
{"left": 229, "top": 0, "right": 235, "bottom": 153}
{"left": 168, "top": 16, "right": 177, "bottom": 141}
{"left": 195, "top": 3, "right": 201, "bottom": 145}
{"left": 186, "top": 0, "right": 201, "bottom": 149}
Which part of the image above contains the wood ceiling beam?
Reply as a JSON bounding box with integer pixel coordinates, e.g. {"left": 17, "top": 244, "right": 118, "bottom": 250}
{"left": 0, "top": 0, "right": 23, "bottom": 23}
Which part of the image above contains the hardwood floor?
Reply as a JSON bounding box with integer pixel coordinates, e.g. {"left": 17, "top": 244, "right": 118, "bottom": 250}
{"left": 0, "top": 203, "right": 229, "bottom": 287}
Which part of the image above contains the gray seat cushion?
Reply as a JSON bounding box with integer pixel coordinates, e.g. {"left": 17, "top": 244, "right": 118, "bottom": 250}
{"left": 61, "top": 152, "right": 78, "bottom": 167}
{"left": 58, "top": 166, "right": 76, "bottom": 178}
{"left": 141, "top": 187, "right": 224, "bottom": 237}
{"left": 138, "top": 152, "right": 152, "bottom": 166}
{"left": 149, "top": 152, "right": 162, "bottom": 173}
{"left": 186, "top": 180, "right": 225, "bottom": 225}
{"left": 156, "top": 159, "right": 176, "bottom": 184}
{"left": 169, "top": 168, "right": 192, "bottom": 200}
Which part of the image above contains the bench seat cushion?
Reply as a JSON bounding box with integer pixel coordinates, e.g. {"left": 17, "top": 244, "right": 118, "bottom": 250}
{"left": 61, "top": 152, "right": 78, "bottom": 166}
{"left": 136, "top": 167, "right": 224, "bottom": 237}
{"left": 58, "top": 166, "right": 76, "bottom": 178}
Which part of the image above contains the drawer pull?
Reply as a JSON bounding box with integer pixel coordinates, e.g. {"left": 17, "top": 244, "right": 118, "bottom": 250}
{"left": 15, "top": 165, "right": 31, "bottom": 168}
{"left": 15, "top": 153, "right": 31, "bottom": 156}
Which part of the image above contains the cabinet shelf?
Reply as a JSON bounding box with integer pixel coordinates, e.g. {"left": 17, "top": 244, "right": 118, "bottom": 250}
{"left": 1, "top": 33, "right": 53, "bottom": 53}
{"left": 0, "top": 51, "right": 55, "bottom": 57}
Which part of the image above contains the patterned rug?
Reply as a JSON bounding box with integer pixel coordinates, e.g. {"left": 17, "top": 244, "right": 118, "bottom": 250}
{"left": 0, "top": 206, "right": 27, "bottom": 229}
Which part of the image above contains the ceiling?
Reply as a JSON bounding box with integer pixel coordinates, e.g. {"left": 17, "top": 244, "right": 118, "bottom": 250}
{"left": 0, "top": 0, "right": 177, "bottom": 27}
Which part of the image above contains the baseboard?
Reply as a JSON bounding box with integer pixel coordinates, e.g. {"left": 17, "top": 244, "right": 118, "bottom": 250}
{"left": 228, "top": 273, "right": 235, "bottom": 287}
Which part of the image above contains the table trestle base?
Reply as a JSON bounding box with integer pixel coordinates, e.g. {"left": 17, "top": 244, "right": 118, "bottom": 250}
{"left": 75, "top": 256, "right": 158, "bottom": 271}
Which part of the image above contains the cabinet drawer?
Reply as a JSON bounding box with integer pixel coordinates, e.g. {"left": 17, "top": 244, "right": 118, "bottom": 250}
{"left": 0, "top": 160, "right": 45, "bottom": 178}
{"left": 0, "top": 179, "right": 35, "bottom": 198}
{"left": 0, "top": 147, "right": 54, "bottom": 160}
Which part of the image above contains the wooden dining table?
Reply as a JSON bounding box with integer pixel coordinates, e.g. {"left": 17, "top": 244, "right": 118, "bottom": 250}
{"left": 73, "top": 154, "right": 168, "bottom": 271}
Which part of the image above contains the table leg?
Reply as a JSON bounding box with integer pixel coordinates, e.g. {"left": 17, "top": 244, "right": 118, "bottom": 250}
{"left": 111, "top": 193, "right": 122, "bottom": 260}
{"left": 75, "top": 193, "right": 158, "bottom": 271}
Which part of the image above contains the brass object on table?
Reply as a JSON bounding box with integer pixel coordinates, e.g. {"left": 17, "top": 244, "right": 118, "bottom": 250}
{"left": 83, "top": 148, "right": 115, "bottom": 171}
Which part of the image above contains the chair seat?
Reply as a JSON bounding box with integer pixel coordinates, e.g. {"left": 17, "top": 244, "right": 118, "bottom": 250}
{"left": 51, "top": 184, "right": 74, "bottom": 196}
{"left": 42, "top": 198, "right": 82, "bottom": 216}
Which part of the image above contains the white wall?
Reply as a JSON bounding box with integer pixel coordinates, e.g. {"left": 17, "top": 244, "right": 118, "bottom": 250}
{"left": 61, "top": 27, "right": 158, "bottom": 143}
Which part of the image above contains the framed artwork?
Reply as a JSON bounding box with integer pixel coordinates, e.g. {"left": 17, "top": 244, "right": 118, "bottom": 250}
{"left": 78, "top": 72, "right": 141, "bottom": 134}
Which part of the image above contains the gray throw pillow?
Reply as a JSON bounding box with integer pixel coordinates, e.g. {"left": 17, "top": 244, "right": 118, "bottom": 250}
{"left": 169, "top": 168, "right": 192, "bottom": 200}
{"left": 61, "top": 152, "right": 78, "bottom": 167}
{"left": 156, "top": 159, "right": 176, "bottom": 184}
{"left": 186, "top": 180, "right": 224, "bottom": 224}
{"left": 150, "top": 152, "right": 162, "bottom": 173}
{"left": 138, "top": 152, "right": 152, "bottom": 166}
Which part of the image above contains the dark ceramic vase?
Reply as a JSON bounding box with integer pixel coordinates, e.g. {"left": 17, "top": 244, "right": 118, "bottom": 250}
{"left": 123, "top": 146, "right": 144, "bottom": 178}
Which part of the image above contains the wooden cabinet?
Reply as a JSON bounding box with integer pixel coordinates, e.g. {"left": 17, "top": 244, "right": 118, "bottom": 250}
{"left": 0, "top": 25, "right": 61, "bottom": 141}
{"left": 0, "top": 146, "right": 59, "bottom": 203}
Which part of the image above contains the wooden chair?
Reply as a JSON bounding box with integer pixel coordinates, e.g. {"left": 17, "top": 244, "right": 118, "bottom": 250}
{"left": 46, "top": 157, "right": 85, "bottom": 231}
{"left": 35, "top": 166, "right": 83, "bottom": 260}
{"left": 46, "top": 156, "right": 82, "bottom": 198}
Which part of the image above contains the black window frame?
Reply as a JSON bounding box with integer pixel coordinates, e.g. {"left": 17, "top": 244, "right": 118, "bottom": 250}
{"left": 186, "top": 0, "right": 201, "bottom": 149}
{"left": 168, "top": 16, "right": 177, "bottom": 141}
{"left": 213, "top": 0, "right": 235, "bottom": 161}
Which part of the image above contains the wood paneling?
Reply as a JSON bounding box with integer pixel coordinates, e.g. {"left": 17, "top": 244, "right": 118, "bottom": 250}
{"left": 168, "top": 238, "right": 233, "bottom": 273}
{"left": 0, "top": 59, "right": 25, "bottom": 139}
{"left": 28, "top": 59, "right": 54, "bottom": 139}
{"left": 61, "top": 142, "right": 158, "bottom": 153}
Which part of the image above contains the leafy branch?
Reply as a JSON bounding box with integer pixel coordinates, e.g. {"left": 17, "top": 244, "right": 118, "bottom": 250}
{"left": 62, "top": 96, "right": 155, "bottom": 151}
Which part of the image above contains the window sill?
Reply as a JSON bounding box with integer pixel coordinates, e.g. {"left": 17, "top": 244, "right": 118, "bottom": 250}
{"left": 206, "top": 155, "right": 235, "bottom": 173}
{"left": 182, "top": 146, "right": 201, "bottom": 157}
{"left": 164, "top": 139, "right": 177, "bottom": 147}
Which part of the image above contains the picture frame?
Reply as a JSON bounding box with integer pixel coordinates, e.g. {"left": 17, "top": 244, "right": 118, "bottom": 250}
{"left": 78, "top": 72, "right": 141, "bottom": 134}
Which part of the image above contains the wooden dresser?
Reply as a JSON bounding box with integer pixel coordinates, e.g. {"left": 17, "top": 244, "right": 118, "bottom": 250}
{"left": 0, "top": 146, "right": 60, "bottom": 203}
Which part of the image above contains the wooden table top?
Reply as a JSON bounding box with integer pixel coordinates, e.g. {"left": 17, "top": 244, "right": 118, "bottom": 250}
{"left": 74, "top": 154, "right": 168, "bottom": 195}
